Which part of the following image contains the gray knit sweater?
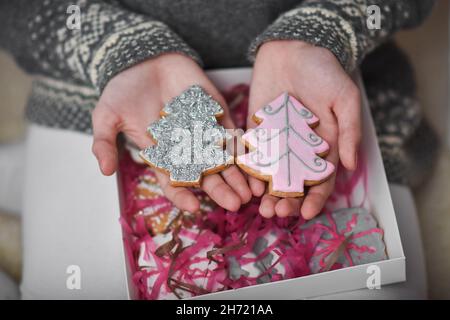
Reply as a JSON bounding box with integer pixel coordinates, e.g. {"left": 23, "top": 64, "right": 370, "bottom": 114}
{"left": 0, "top": 0, "right": 439, "bottom": 186}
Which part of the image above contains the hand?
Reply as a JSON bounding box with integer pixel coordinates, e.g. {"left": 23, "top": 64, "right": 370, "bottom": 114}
{"left": 92, "top": 53, "right": 252, "bottom": 212}
{"left": 248, "top": 41, "right": 361, "bottom": 219}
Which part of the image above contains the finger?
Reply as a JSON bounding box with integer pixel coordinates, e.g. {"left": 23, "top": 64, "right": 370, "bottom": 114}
{"left": 333, "top": 87, "right": 361, "bottom": 171}
{"left": 244, "top": 77, "right": 273, "bottom": 196}
{"left": 300, "top": 120, "right": 338, "bottom": 220}
{"left": 248, "top": 176, "right": 265, "bottom": 197}
{"left": 91, "top": 105, "right": 121, "bottom": 176}
{"left": 301, "top": 176, "right": 336, "bottom": 220}
{"left": 275, "top": 198, "right": 302, "bottom": 218}
{"left": 259, "top": 194, "right": 278, "bottom": 218}
{"left": 200, "top": 82, "right": 255, "bottom": 208}
{"left": 202, "top": 174, "right": 241, "bottom": 212}
{"left": 154, "top": 170, "right": 200, "bottom": 213}
{"left": 221, "top": 166, "right": 252, "bottom": 204}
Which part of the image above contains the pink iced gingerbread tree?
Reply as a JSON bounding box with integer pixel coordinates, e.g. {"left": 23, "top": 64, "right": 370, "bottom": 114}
{"left": 237, "top": 93, "right": 335, "bottom": 197}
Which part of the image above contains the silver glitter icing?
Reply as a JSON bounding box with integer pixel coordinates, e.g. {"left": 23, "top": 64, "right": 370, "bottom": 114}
{"left": 140, "top": 85, "right": 232, "bottom": 184}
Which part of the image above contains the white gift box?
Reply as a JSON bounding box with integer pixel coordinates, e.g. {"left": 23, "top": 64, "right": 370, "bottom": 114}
{"left": 119, "top": 68, "right": 405, "bottom": 300}
{"left": 19, "top": 67, "right": 405, "bottom": 299}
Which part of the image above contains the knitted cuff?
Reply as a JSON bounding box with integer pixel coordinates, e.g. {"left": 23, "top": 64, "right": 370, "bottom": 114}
{"left": 249, "top": 0, "right": 436, "bottom": 72}
{"left": 248, "top": 5, "right": 359, "bottom": 72}
{"left": 90, "top": 20, "right": 202, "bottom": 93}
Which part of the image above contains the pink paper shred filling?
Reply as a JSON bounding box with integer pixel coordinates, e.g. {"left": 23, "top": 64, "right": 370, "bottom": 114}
{"left": 118, "top": 84, "right": 379, "bottom": 300}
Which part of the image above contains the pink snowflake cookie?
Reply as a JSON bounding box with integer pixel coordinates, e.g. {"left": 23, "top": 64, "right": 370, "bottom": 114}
{"left": 237, "top": 92, "right": 335, "bottom": 197}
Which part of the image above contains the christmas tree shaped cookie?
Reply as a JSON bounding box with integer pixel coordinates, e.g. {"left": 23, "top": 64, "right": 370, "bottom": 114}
{"left": 140, "top": 85, "right": 232, "bottom": 187}
{"left": 237, "top": 92, "right": 334, "bottom": 197}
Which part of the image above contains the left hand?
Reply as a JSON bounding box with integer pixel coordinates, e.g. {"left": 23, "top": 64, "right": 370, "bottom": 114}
{"left": 248, "top": 40, "right": 361, "bottom": 220}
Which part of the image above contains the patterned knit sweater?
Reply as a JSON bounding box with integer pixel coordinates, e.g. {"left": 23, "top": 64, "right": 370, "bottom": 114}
{"left": 0, "top": 0, "right": 439, "bottom": 186}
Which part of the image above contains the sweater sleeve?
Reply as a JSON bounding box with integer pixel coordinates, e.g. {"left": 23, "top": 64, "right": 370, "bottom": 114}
{"left": 0, "top": 0, "right": 202, "bottom": 93}
{"left": 249, "top": 0, "right": 436, "bottom": 72}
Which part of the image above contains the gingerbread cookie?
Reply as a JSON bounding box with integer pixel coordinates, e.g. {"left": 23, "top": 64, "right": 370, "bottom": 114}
{"left": 236, "top": 92, "right": 334, "bottom": 197}
{"left": 140, "top": 85, "right": 232, "bottom": 187}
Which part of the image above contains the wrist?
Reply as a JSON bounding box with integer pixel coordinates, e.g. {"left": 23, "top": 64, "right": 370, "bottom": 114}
{"left": 257, "top": 40, "right": 338, "bottom": 64}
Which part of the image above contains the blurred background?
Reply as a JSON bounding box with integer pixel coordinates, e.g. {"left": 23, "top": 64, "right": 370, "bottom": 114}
{"left": 0, "top": 0, "right": 449, "bottom": 299}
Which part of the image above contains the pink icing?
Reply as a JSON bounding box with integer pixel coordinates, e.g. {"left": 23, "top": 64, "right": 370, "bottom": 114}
{"left": 237, "top": 92, "right": 335, "bottom": 195}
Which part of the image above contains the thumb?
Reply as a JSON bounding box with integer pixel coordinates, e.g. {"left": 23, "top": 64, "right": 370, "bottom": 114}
{"left": 126, "top": 128, "right": 155, "bottom": 151}
{"left": 91, "top": 105, "right": 121, "bottom": 176}
{"left": 247, "top": 79, "right": 274, "bottom": 129}
{"left": 244, "top": 81, "right": 270, "bottom": 196}
{"left": 204, "top": 84, "right": 236, "bottom": 130}
{"left": 333, "top": 89, "right": 361, "bottom": 171}
{"left": 121, "top": 106, "right": 159, "bottom": 151}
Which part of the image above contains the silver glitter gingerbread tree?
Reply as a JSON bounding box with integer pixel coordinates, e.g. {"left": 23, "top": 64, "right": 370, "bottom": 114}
{"left": 140, "top": 85, "right": 232, "bottom": 187}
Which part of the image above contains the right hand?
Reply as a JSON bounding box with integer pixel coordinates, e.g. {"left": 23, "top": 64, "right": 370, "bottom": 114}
{"left": 248, "top": 41, "right": 361, "bottom": 220}
{"left": 92, "top": 53, "right": 252, "bottom": 212}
